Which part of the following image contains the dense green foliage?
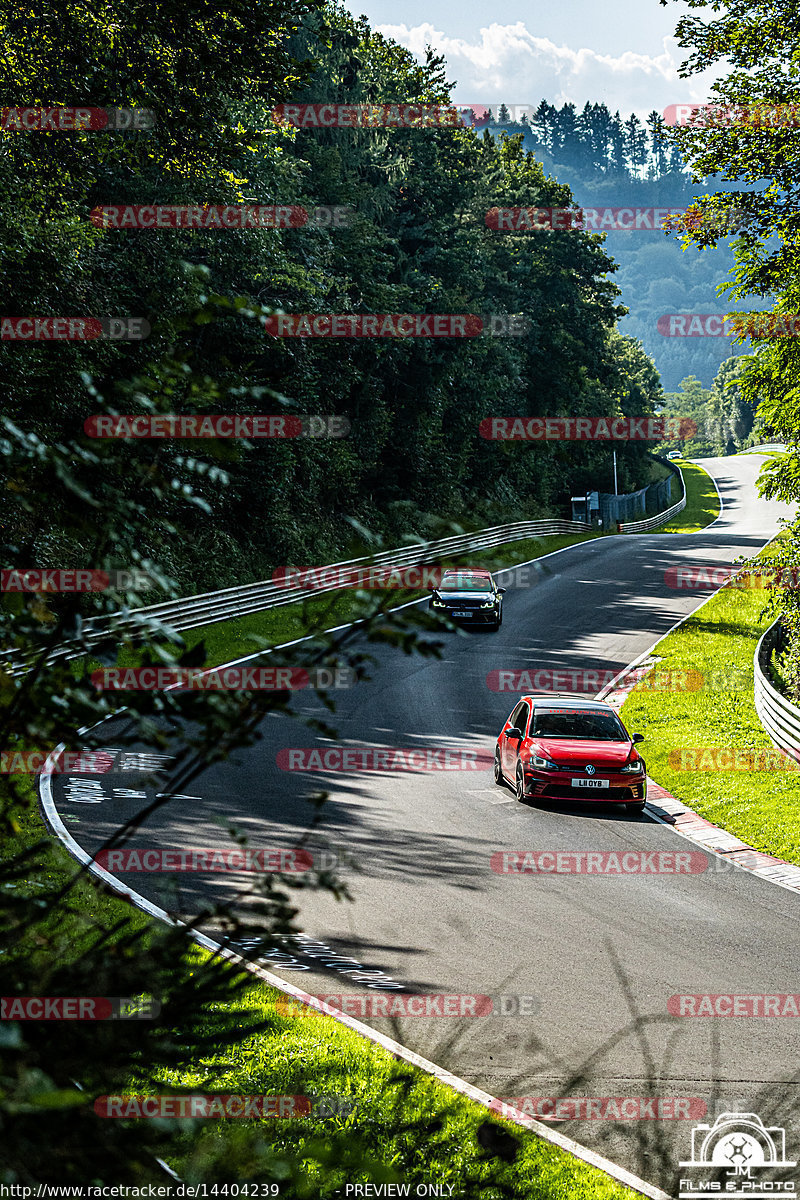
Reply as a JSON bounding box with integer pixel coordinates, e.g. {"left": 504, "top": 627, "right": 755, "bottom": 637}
{"left": 658, "top": 0, "right": 800, "bottom": 679}
{"left": 0, "top": 3, "right": 668, "bottom": 597}
{"left": 480, "top": 100, "right": 761, "bottom": 390}
{"left": 0, "top": 0, "right": 452, "bottom": 1188}
{"left": 0, "top": 0, "right": 673, "bottom": 1189}
{"left": 659, "top": 357, "right": 768, "bottom": 456}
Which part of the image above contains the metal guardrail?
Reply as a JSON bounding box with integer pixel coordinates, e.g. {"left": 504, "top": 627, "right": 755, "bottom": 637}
{"left": 8, "top": 477, "right": 691, "bottom": 674}
{"left": 754, "top": 618, "right": 800, "bottom": 759}
{"left": 127, "top": 518, "right": 592, "bottom": 634}
{"left": 742, "top": 443, "right": 787, "bottom": 453}
{"left": 7, "top": 518, "right": 592, "bottom": 674}
{"left": 618, "top": 465, "right": 686, "bottom": 534}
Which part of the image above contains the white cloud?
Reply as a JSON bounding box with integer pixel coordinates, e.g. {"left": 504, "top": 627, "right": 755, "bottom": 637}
{"left": 375, "top": 21, "right": 721, "bottom": 118}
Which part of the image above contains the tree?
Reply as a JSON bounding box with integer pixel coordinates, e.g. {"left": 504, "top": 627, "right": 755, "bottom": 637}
{"left": 529, "top": 100, "right": 556, "bottom": 156}
{"left": 624, "top": 114, "right": 648, "bottom": 177}
{"left": 646, "top": 110, "right": 669, "bottom": 178}
{"left": 0, "top": 0, "right": 448, "bottom": 1184}
{"left": 554, "top": 102, "right": 582, "bottom": 168}
{"left": 609, "top": 111, "right": 627, "bottom": 175}
{"left": 659, "top": 0, "right": 800, "bottom": 676}
{"left": 712, "top": 356, "right": 759, "bottom": 451}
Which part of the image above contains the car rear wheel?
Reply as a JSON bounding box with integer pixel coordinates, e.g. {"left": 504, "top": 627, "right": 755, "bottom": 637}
{"left": 493, "top": 747, "right": 504, "bottom": 786}
{"left": 515, "top": 765, "right": 526, "bottom": 802}
{"left": 626, "top": 801, "right": 646, "bottom": 814}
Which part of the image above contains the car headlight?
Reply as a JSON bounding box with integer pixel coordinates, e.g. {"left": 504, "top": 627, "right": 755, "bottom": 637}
{"left": 431, "top": 598, "right": 446, "bottom": 608}
{"left": 530, "top": 754, "right": 557, "bottom": 769}
{"left": 480, "top": 600, "right": 497, "bottom": 608}
{"left": 621, "top": 759, "right": 643, "bottom": 773}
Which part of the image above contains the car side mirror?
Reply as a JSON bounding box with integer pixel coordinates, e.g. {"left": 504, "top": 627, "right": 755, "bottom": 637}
{"left": 498, "top": 587, "right": 507, "bottom": 594}
{"left": 632, "top": 733, "right": 644, "bottom": 743}
{"left": 507, "top": 726, "right": 523, "bottom": 740}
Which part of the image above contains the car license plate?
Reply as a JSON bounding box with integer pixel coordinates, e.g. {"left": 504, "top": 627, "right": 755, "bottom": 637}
{"left": 451, "top": 611, "right": 472, "bottom": 618}
{"left": 571, "top": 778, "right": 609, "bottom": 788}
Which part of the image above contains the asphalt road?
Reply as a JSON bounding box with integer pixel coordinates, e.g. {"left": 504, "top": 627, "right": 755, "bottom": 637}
{"left": 46, "top": 453, "right": 800, "bottom": 1194}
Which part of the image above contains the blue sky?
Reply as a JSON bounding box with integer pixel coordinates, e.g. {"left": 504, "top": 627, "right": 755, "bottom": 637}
{"left": 343, "top": 0, "right": 722, "bottom": 119}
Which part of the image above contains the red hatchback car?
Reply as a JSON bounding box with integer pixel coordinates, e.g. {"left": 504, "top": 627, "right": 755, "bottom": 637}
{"left": 494, "top": 695, "right": 647, "bottom": 814}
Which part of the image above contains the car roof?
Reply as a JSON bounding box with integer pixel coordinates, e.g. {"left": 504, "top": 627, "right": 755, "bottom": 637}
{"left": 441, "top": 567, "right": 492, "bottom": 576}
{"left": 518, "top": 695, "right": 616, "bottom": 710}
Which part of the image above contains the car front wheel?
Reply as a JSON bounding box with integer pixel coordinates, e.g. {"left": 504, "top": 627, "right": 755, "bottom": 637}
{"left": 626, "top": 801, "right": 646, "bottom": 814}
{"left": 493, "top": 747, "right": 504, "bottom": 786}
{"left": 515, "top": 766, "right": 526, "bottom": 802}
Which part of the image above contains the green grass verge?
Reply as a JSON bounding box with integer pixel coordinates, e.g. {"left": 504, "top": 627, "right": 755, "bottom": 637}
{"left": 4, "top": 779, "right": 637, "bottom": 1198}
{"left": 153, "top": 957, "right": 639, "bottom": 1198}
{"left": 620, "top": 537, "right": 800, "bottom": 865}
{"left": 655, "top": 461, "right": 720, "bottom": 533}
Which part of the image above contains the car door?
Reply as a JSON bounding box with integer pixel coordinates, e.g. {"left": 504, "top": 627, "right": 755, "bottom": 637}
{"left": 501, "top": 701, "right": 530, "bottom": 776}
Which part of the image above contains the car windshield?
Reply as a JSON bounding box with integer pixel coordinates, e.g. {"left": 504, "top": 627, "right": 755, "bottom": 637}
{"left": 531, "top": 708, "right": 628, "bottom": 741}
{"left": 439, "top": 574, "right": 492, "bottom": 592}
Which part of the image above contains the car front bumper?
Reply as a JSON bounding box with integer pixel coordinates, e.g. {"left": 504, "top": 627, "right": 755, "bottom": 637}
{"left": 521, "top": 771, "right": 647, "bottom": 803}
{"left": 433, "top": 606, "right": 501, "bottom": 624}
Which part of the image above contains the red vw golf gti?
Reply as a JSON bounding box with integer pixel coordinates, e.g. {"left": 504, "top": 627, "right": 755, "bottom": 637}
{"left": 494, "top": 696, "right": 647, "bottom": 814}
